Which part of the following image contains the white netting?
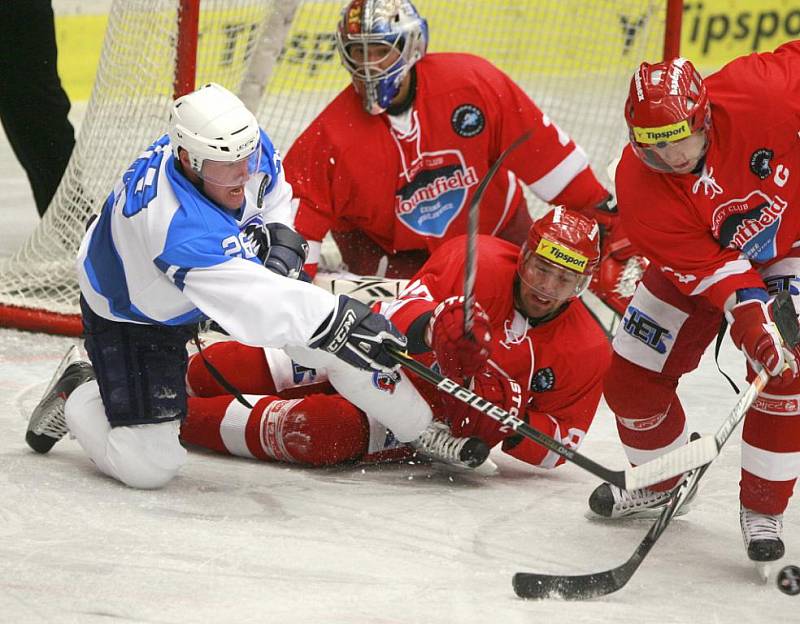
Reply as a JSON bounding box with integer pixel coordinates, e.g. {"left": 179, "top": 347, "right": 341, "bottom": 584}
{"left": 0, "top": 0, "right": 669, "bottom": 331}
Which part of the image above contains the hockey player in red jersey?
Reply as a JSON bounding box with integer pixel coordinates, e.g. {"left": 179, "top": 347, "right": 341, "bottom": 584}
{"left": 284, "top": 0, "right": 643, "bottom": 316}
{"left": 180, "top": 207, "right": 611, "bottom": 471}
{"left": 591, "top": 42, "right": 800, "bottom": 573}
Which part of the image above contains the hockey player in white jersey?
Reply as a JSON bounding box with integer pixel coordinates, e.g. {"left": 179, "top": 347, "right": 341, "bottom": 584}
{"left": 23, "top": 83, "right": 428, "bottom": 489}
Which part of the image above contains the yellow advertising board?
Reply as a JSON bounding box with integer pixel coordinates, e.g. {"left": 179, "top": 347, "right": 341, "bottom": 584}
{"left": 681, "top": 0, "right": 800, "bottom": 69}
{"left": 54, "top": 0, "right": 800, "bottom": 102}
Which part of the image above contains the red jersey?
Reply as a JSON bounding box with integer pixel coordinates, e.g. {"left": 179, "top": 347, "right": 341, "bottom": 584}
{"left": 381, "top": 235, "right": 611, "bottom": 468}
{"left": 616, "top": 41, "right": 800, "bottom": 309}
{"left": 286, "top": 52, "right": 607, "bottom": 275}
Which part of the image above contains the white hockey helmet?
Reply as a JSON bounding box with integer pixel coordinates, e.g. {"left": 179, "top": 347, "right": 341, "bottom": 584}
{"left": 168, "top": 83, "right": 261, "bottom": 187}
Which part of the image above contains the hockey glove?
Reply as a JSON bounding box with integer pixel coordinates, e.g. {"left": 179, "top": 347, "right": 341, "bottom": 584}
{"left": 247, "top": 222, "right": 309, "bottom": 279}
{"left": 443, "top": 366, "right": 527, "bottom": 448}
{"left": 308, "top": 295, "right": 407, "bottom": 373}
{"left": 426, "top": 296, "right": 493, "bottom": 380}
{"left": 585, "top": 195, "right": 648, "bottom": 316}
{"left": 728, "top": 290, "right": 800, "bottom": 383}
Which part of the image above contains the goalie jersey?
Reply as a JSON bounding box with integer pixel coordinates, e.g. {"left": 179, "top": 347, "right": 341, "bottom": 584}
{"left": 286, "top": 52, "right": 609, "bottom": 274}
{"left": 76, "top": 130, "right": 334, "bottom": 347}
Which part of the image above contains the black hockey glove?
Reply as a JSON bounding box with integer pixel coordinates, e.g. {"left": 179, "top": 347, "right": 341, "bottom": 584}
{"left": 308, "top": 295, "right": 407, "bottom": 373}
{"left": 247, "top": 222, "right": 309, "bottom": 279}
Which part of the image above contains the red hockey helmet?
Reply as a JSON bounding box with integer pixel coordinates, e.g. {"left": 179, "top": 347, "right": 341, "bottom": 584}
{"left": 517, "top": 207, "right": 601, "bottom": 306}
{"left": 625, "top": 58, "right": 711, "bottom": 173}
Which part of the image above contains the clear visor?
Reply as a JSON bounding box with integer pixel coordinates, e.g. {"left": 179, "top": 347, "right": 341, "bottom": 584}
{"left": 631, "top": 129, "right": 708, "bottom": 174}
{"left": 517, "top": 250, "right": 590, "bottom": 301}
{"left": 341, "top": 40, "right": 404, "bottom": 83}
{"left": 199, "top": 145, "right": 261, "bottom": 188}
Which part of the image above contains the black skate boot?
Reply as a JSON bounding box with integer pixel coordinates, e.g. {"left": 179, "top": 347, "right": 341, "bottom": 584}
{"left": 26, "top": 347, "right": 96, "bottom": 454}
{"left": 411, "top": 421, "right": 490, "bottom": 469}
{"left": 589, "top": 474, "right": 699, "bottom": 520}
{"left": 740, "top": 505, "right": 784, "bottom": 581}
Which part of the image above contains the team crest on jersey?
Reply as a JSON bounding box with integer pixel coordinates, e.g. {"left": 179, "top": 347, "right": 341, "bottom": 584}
{"left": 531, "top": 367, "right": 555, "bottom": 393}
{"left": 711, "top": 190, "right": 788, "bottom": 262}
{"left": 372, "top": 370, "right": 400, "bottom": 394}
{"left": 750, "top": 148, "right": 774, "bottom": 180}
{"left": 395, "top": 163, "right": 478, "bottom": 237}
{"left": 451, "top": 104, "right": 485, "bottom": 137}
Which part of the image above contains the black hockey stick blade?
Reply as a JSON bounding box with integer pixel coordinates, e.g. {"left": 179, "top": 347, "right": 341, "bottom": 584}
{"left": 463, "top": 130, "right": 531, "bottom": 335}
{"left": 513, "top": 465, "right": 703, "bottom": 600}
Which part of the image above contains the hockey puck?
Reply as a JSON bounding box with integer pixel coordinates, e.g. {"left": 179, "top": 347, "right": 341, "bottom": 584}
{"left": 777, "top": 565, "right": 800, "bottom": 596}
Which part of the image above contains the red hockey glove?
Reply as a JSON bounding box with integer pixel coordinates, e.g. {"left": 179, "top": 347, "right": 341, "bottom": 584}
{"left": 582, "top": 196, "right": 648, "bottom": 316}
{"left": 443, "top": 367, "right": 528, "bottom": 448}
{"left": 426, "top": 296, "right": 493, "bottom": 379}
{"left": 728, "top": 296, "right": 800, "bottom": 383}
{"left": 589, "top": 253, "right": 648, "bottom": 317}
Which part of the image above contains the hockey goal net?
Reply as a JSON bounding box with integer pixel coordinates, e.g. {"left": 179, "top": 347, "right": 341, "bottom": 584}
{"left": 0, "top": 0, "right": 680, "bottom": 335}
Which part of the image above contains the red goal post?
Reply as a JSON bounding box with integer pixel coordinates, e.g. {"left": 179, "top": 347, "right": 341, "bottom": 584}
{"left": 0, "top": 0, "right": 682, "bottom": 336}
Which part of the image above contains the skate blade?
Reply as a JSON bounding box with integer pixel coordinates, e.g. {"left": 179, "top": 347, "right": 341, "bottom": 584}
{"left": 40, "top": 345, "right": 81, "bottom": 399}
{"left": 754, "top": 561, "right": 772, "bottom": 584}
{"left": 472, "top": 456, "right": 499, "bottom": 477}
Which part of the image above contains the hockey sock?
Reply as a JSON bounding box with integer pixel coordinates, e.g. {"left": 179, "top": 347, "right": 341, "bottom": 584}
{"left": 741, "top": 398, "right": 800, "bottom": 514}
{"left": 182, "top": 394, "right": 369, "bottom": 466}
{"left": 187, "top": 341, "right": 274, "bottom": 397}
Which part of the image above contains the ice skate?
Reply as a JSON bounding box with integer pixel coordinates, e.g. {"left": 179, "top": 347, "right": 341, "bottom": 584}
{"left": 588, "top": 476, "right": 699, "bottom": 520}
{"left": 740, "top": 505, "right": 784, "bottom": 582}
{"left": 410, "top": 421, "right": 490, "bottom": 469}
{"left": 26, "top": 346, "right": 96, "bottom": 454}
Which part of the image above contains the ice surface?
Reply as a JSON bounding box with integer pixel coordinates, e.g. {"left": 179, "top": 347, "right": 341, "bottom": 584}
{"left": 2, "top": 113, "right": 798, "bottom": 624}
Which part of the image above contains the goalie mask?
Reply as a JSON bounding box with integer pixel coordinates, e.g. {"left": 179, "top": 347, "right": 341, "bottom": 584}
{"left": 169, "top": 82, "right": 261, "bottom": 188}
{"left": 625, "top": 58, "right": 711, "bottom": 174}
{"left": 516, "top": 207, "right": 600, "bottom": 319}
{"left": 336, "top": 0, "right": 429, "bottom": 114}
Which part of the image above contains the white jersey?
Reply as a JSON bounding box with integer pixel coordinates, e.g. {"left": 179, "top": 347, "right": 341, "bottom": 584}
{"left": 77, "top": 130, "right": 336, "bottom": 348}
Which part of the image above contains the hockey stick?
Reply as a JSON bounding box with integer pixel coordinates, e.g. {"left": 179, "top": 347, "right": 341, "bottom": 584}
{"left": 463, "top": 131, "right": 531, "bottom": 335}
{"left": 512, "top": 371, "right": 767, "bottom": 600}
{"left": 313, "top": 273, "right": 410, "bottom": 306}
{"left": 386, "top": 344, "right": 722, "bottom": 490}
{"left": 512, "top": 291, "right": 799, "bottom": 600}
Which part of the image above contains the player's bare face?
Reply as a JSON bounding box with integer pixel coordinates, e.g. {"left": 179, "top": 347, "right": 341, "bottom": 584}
{"left": 179, "top": 148, "right": 256, "bottom": 211}
{"left": 644, "top": 131, "right": 707, "bottom": 175}
{"left": 517, "top": 255, "right": 582, "bottom": 318}
{"left": 199, "top": 159, "right": 252, "bottom": 209}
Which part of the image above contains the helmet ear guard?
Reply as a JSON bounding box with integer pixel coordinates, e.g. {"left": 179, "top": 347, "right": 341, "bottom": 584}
{"left": 336, "top": 0, "right": 429, "bottom": 114}
{"left": 168, "top": 82, "right": 261, "bottom": 180}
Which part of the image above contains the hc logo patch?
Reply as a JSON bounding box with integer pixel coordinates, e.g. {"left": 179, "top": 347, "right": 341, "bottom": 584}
{"left": 531, "top": 367, "right": 555, "bottom": 393}
{"left": 622, "top": 306, "right": 673, "bottom": 354}
{"left": 372, "top": 370, "right": 400, "bottom": 394}
{"left": 749, "top": 148, "right": 773, "bottom": 180}
{"left": 451, "top": 104, "right": 485, "bottom": 137}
